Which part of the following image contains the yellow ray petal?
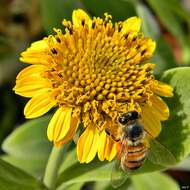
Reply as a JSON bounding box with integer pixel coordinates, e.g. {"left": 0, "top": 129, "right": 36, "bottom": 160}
{"left": 98, "top": 130, "right": 117, "bottom": 161}
{"left": 121, "top": 17, "right": 141, "bottom": 35}
{"left": 141, "top": 104, "right": 161, "bottom": 138}
{"left": 55, "top": 113, "right": 80, "bottom": 146}
{"left": 20, "top": 40, "right": 50, "bottom": 65}
{"left": 153, "top": 81, "right": 173, "bottom": 97}
{"left": 72, "top": 9, "right": 92, "bottom": 27}
{"left": 20, "top": 55, "right": 50, "bottom": 65}
{"left": 47, "top": 107, "right": 72, "bottom": 143}
{"left": 98, "top": 130, "right": 107, "bottom": 161}
{"left": 16, "top": 65, "right": 47, "bottom": 80}
{"left": 29, "top": 40, "right": 49, "bottom": 51}
{"left": 150, "top": 95, "right": 169, "bottom": 121}
{"left": 24, "top": 92, "right": 56, "bottom": 119}
{"left": 14, "top": 76, "right": 51, "bottom": 98}
{"left": 107, "top": 141, "right": 117, "bottom": 161}
{"left": 77, "top": 126, "right": 99, "bottom": 163}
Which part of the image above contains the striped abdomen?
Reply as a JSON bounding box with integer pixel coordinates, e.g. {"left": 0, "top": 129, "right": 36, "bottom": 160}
{"left": 121, "top": 142, "right": 147, "bottom": 171}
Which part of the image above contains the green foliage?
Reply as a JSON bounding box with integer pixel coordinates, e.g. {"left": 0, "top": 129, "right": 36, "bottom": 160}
{"left": 132, "top": 172, "right": 179, "bottom": 190}
{"left": 0, "top": 158, "right": 47, "bottom": 190}
{"left": 135, "top": 2, "right": 177, "bottom": 75}
{"left": 152, "top": 38, "right": 177, "bottom": 76}
{"left": 160, "top": 67, "right": 190, "bottom": 160}
{"left": 57, "top": 159, "right": 112, "bottom": 189}
{"left": 81, "top": 0, "right": 136, "bottom": 22}
{"left": 2, "top": 116, "right": 52, "bottom": 177}
{"left": 40, "top": 0, "right": 82, "bottom": 34}
{"left": 135, "top": 2, "right": 160, "bottom": 40}
{"left": 0, "top": 90, "right": 17, "bottom": 144}
{"left": 146, "top": 0, "right": 190, "bottom": 65}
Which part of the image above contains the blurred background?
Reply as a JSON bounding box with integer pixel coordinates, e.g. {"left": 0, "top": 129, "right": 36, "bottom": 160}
{"left": 0, "top": 0, "right": 190, "bottom": 189}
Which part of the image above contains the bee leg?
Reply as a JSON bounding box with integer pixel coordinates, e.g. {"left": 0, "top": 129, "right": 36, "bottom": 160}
{"left": 105, "top": 128, "right": 120, "bottom": 142}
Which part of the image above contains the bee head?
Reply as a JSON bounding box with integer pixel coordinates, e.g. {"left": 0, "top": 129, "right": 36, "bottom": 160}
{"left": 125, "top": 123, "right": 143, "bottom": 141}
{"left": 118, "top": 111, "right": 139, "bottom": 125}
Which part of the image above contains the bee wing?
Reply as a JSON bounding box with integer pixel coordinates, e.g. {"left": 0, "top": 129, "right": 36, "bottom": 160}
{"left": 111, "top": 159, "right": 129, "bottom": 188}
{"left": 147, "top": 138, "right": 177, "bottom": 166}
{"left": 111, "top": 141, "right": 130, "bottom": 188}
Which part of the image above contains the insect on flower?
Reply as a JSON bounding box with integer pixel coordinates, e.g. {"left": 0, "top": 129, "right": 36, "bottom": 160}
{"left": 14, "top": 9, "right": 174, "bottom": 165}
{"left": 106, "top": 111, "right": 176, "bottom": 187}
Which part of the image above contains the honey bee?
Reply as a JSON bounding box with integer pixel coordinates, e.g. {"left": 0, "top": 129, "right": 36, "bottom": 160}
{"left": 105, "top": 111, "right": 176, "bottom": 188}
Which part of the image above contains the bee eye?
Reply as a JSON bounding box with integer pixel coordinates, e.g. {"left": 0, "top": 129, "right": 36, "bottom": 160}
{"left": 118, "top": 111, "right": 139, "bottom": 125}
{"left": 118, "top": 114, "right": 129, "bottom": 124}
{"left": 128, "top": 111, "right": 139, "bottom": 120}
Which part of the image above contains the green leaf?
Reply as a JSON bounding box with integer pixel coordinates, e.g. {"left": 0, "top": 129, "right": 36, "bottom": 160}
{"left": 1, "top": 155, "right": 46, "bottom": 178}
{"left": 0, "top": 90, "right": 17, "bottom": 144}
{"left": 146, "top": 0, "right": 185, "bottom": 44}
{"left": 59, "top": 148, "right": 78, "bottom": 174}
{"left": 132, "top": 172, "right": 179, "bottom": 190}
{"left": 146, "top": 0, "right": 190, "bottom": 64}
{"left": 57, "top": 160, "right": 112, "bottom": 189}
{"left": 153, "top": 38, "right": 177, "bottom": 76}
{"left": 162, "top": 0, "right": 190, "bottom": 27}
{"left": 2, "top": 115, "right": 52, "bottom": 177}
{"left": 134, "top": 2, "right": 177, "bottom": 75}
{"left": 159, "top": 67, "right": 190, "bottom": 160}
{"left": 0, "top": 158, "right": 47, "bottom": 190}
{"left": 82, "top": 0, "right": 136, "bottom": 22}
{"left": 2, "top": 115, "right": 52, "bottom": 159}
{"left": 40, "top": 0, "right": 82, "bottom": 34}
{"left": 94, "top": 179, "right": 131, "bottom": 190}
{"left": 57, "top": 182, "right": 84, "bottom": 190}
{"left": 135, "top": 2, "right": 160, "bottom": 39}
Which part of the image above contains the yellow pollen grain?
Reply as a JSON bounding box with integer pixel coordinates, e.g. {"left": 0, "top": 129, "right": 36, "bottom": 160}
{"left": 117, "top": 82, "right": 123, "bottom": 87}
{"left": 85, "top": 74, "right": 91, "bottom": 80}
{"left": 68, "top": 78, "right": 74, "bottom": 83}
{"left": 107, "top": 93, "right": 115, "bottom": 99}
{"left": 86, "top": 79, "right": 92, "bottom": 84}
{"left": 73, "top": 66, "right": 78, "bottom": 71}
{"left": 111, "top": 74, "right": 115, "bottom": 79}
{"left": 66, "top": 70, "right": 72, "bottom": 76}
{"left": 72, "top": 73, "right": 77, "bottom": 78}
{"left": 115, "top": 76, "right": 120, "bottom": 81}
{"left": 110, "top": 87, "right": 116, "bottom": 92}
{"left": 97, "top": 94, "right": 104, "bottom": 100}
{"left": 112, "top": 82, "right": 117, "bottom": 87}
{"left": 74, "top": 80, "right": 80, "bottom": 86}
{"left": 99, "top": 81, "right": 105, "bottom": 87}
{"left": 105, "top": 84, "right": 110, "bottom": 90}
{"left": 96, "top": 86, "right": 102, "bottom": 92}
{"left": 91, "top": 90, "right": 97, "bottom": 96}
{"left": 117, "top": 87, "right": 123, "bottom": 92}
{"left": 118, "top": 72, "right": 123, "bottom": 76}
{"left": 85, "top": 86, "right": 90, "bottom": 91}
{"left": 106, "top": 79, "right": 112, "bottom": 84}
{"left": 80, "top": 80, "right": 86, "bottom": 86}
{"left": 102, "top": 89, "right": 109, "bottom": 95}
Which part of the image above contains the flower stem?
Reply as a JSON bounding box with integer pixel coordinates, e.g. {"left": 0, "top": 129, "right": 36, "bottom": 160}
{"left": 43, "top": 146, "right": 65, "bottom": 190}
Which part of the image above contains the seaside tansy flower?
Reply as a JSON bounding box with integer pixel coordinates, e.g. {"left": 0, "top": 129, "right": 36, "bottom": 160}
{"left": 14, "top": 9, "right": 173, "bottom": 163}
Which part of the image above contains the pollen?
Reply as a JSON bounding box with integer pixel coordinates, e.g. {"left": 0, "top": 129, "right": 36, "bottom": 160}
{"left": 14, "top": 9, "right": 173, "bottom": 163}
{"left": 30, "top": 14, "right": 155, "bottom": 114}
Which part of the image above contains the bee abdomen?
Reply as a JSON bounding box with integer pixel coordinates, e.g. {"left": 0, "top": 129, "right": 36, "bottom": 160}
{"left": 124, "top": 143, "right": 147, "bottom": 171}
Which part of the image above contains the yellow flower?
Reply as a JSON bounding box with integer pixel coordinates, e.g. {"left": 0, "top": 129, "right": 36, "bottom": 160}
{"left": 14, "top": 9, "right": 173, "bottom": 163}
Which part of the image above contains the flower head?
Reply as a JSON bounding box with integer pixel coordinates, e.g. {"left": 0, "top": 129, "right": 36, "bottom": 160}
{"left": 14, "top": 9, "right": 173, "bottom": 163}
